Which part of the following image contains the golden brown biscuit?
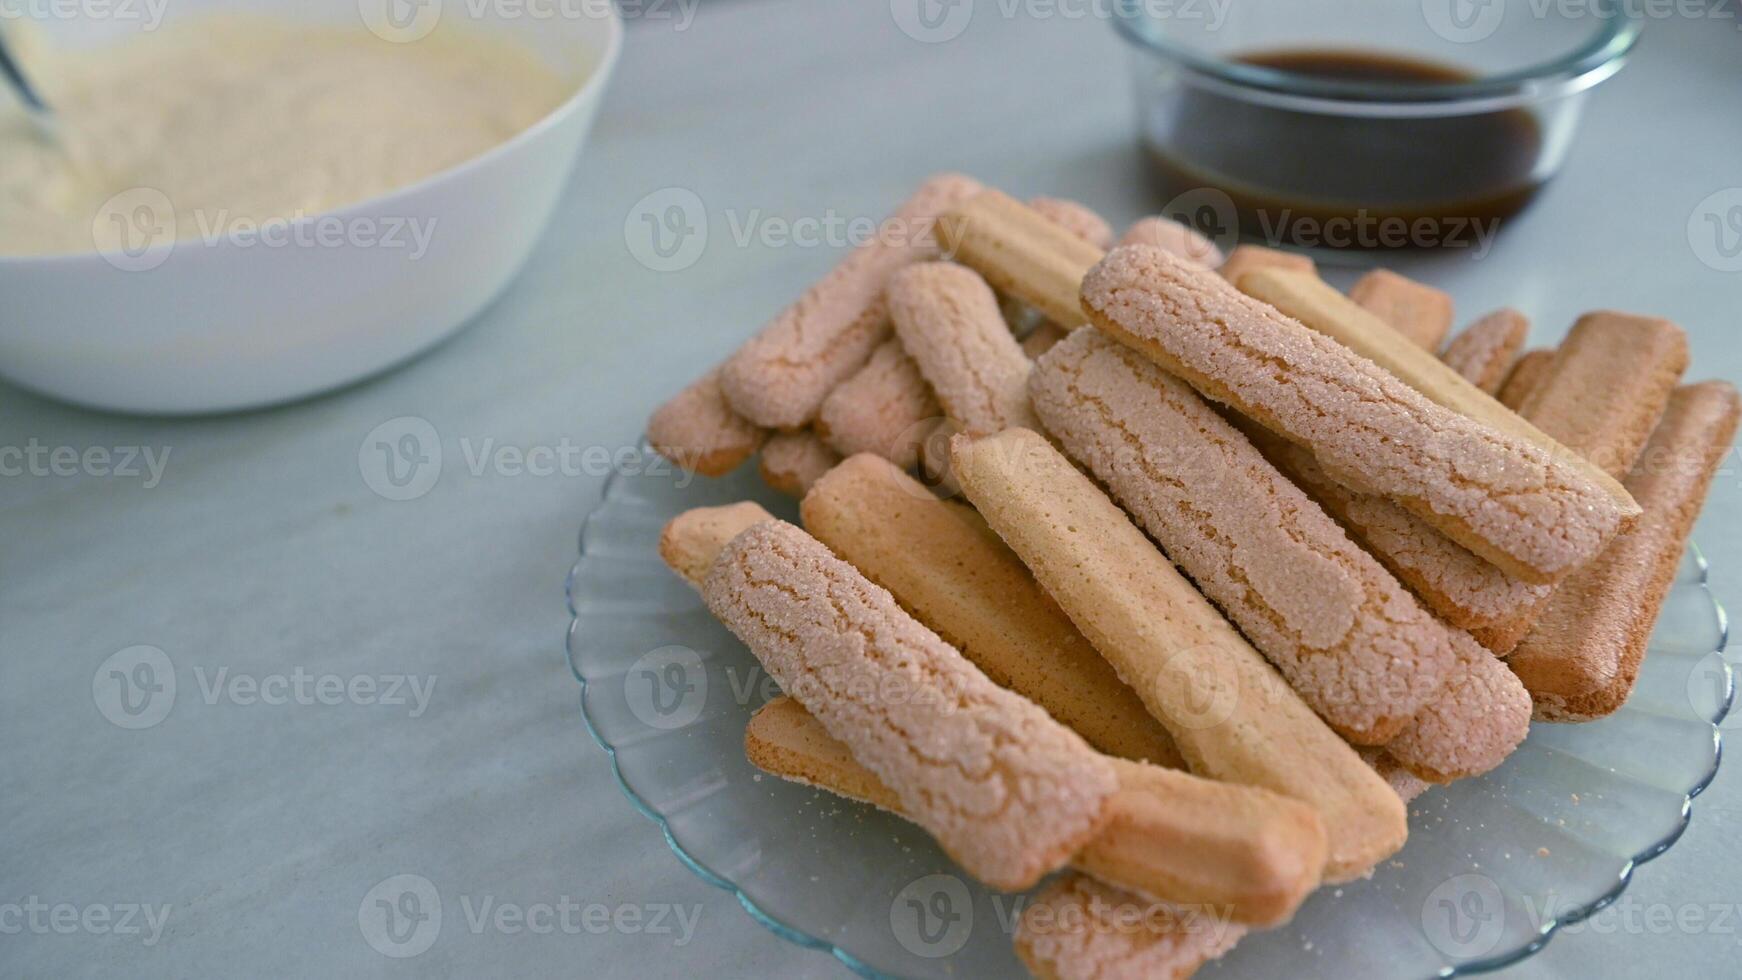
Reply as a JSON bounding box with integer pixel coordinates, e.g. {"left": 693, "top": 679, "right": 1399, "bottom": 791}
{"left": 888, "top": 262, "right": 1039, "bottom": 436}
{"left": 1217, "top": 244, "right": 1314, "bottom": 285}
{"left": 936, "top": 189, "right": 1106, "bottom": 328}
{"left": 756, "top": 430, "right": 841, "bottom": 497}
{"left": 1119, "top": 216, "right": 1224, "bottom": 269}
{"left": 1510, "top": 382, "right": 1741, "bottom": 720}
{"left": 704, "top": 519, "right": 1116, "bottom": 891}
{"left": 1084, "top": 246, "right": 1631, "bottom": 585}
{"left": 1348, "top": 268, "right": 1453, "bottom": 350}
{"left": 814, "top": 338, "right": 940, "bottom": 469}
{"left": 801, "top": 454, "right": 1184, "bottom": 766}
{"left": 658, "top": 501, "right": 777, "bottom": 588}
{"left": 951, "top": 427, "right": 1407, "bottom": 882}
{"left": 1440, "top": 308, "right": 1529, "bottom": 394}
{"left": 746, "top": 697, "right": 1327, "bottom": 927}
{"left": 646, "top": 368, "right": 767, "bottom": 476}
{"left": 1030, "top": 328, "right": 1455, "bottom": 743}
{"left": 1497, "top": 349, "right": 1554, "bottom": 410}
{"left": 719, "top": 173, "right": 981, "bottom": 428}
{"left": 1236, "top": 267, "right": 1638, "bottom": 522}
{"left": 1015, "top": 875, "right": 1247, "bottom": 980}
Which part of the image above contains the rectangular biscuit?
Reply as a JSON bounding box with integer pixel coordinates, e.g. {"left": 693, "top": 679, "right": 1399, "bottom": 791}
{"left": 1119, "top": 216, "right": 1224, "bottom": 269}
{"left": 1348, "top": 268, "right": 1453, "bottom": 350}
{"left": 1083, "top": 246, "right": 1631, "bottom": 584}
{"left": 1440, "top": 308, "right": 1529, "bottom": 394}
{"left": 888, "top": 262, "right": 1039, "bottom": 436}
{"left": 1510, "top": 382, "right": 1741, "bottom": 720}
{"left": 1029, "top": 328, "right": 1456, "bottom": 743}
{"left": 757, "top": 430, "right": 841, "bottom": 497}
{"left": 936, "top": 189, "right": 1106, "bottom": 329}
{"left": 1015, "top": 874, "right": 1246, "bottom": 980}
{"left": 801, "top": 454, "right": 1184, "bottom": 767}
{"left": 719, "top": 173, "right": 982, "bottom": 428}
{"left": 951, "top": 427, "right": 1407, "bottom": 882}
{"left": 1217, "top": 244, "right": 1314, "bottom": 285}
{"left": 703, "top": 519, "right": 1116, "bottom": 890}
{"left": 1236, "top": 267, "right": 1638, "bottom": 520}
{"left": 1497, "top": 349, "right": 1553, "bottom": 410}
{"left": 646, "top": 368, "right": 768, "bottom": 476}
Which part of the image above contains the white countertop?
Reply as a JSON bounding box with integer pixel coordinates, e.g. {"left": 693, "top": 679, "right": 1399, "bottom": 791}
{"left": 6, "top": 2, "right": 1740, "bottom": 976}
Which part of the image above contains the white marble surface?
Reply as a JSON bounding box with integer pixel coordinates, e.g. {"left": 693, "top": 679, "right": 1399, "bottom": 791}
{"left": 5, "top": 2, "right": 1740, "bottom": 976}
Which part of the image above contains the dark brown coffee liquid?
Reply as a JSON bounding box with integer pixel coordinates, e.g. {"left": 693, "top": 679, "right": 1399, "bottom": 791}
{"left": 1144, "top": 49, "right": 1546, "bottom": 249}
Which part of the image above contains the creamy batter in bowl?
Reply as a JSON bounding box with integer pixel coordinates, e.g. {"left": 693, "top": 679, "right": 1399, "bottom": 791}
{"left": 0, "top": 1, "right": 621, "bottom": 413}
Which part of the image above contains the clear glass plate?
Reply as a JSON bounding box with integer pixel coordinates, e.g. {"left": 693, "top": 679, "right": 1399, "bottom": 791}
{"left": 566, "top": 447, "right": 1730, "bottom": 978}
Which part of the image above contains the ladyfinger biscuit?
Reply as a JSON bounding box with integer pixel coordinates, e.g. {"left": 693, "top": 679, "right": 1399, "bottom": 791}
{"left": 1497, "top": 349, "right": 1553, "bottom": 410}
{"left": 1022, "top": 321, "right": 1070, "bottom": 359}
{"left": 951, "top": 428, "right": 1407, "bottom": 882}
{"left": 704, "top": 519, "right": 1116, "bottom": 890}
{"left": 659, "top": 501, "right": 777, "bottom": 588}
{"left": 1030, "top": 196, "right": 1115, "bottom": 250}
{"left": 1510, "top": 382, "right": 1741, "bottom": 721}
{"left": 1015, "top": 875, "right": 1247, "bottom": 980}
{"left": 936, "top": 189, "right": 1106, "bottom": 328}
{"left": 747, "top": 697, "right": 1327, "bottom": 926}
{"left": 1347, "top": 268, "right": 1454, "bottom": 350}
{"left": 757, "top": 430, "right": 841, "bottom": 497}
{"left": 646, "top": 368, "right": 767, "bottom": 476}
{"left": 801, "top": 453, "right": 1184, "bottom": 767}
{"left": 1237, "top": 267, "right": 1639, "bottom": 521}
{"left": 888, "top": 262, "right": 1040, "bottom": 436}
{"left": 1440, "top": 309, "right": 1529, "bottom": 395}
{"left": 1357, "top": 749, "right": 1430, "bottom": 805}
{"left": 1030, "top": 328, "right": 1455, "bottom": 743}
{"left": 1244, "top": 429, "right": 1551, "bottom": 642}
{"left": 1382, "top": 632, "right": 1532, "bottom": 783}
{"left": 1216, "top": 244, "right": 1314, "bottom": 285}
{"left": 719, "top": 173, "right": 982, "bottom": 428}
{"left": 815, "top": 338, "right": 940, "bottom": 468}
{"left": 1514, "top": 311, "right": 1690, "bottom": 480}
{"left": 1119, "top": 216, "right": 1224, "bottom": 270}
{"left": 1083, "top": 247, "right": 1629, "bottom": 583}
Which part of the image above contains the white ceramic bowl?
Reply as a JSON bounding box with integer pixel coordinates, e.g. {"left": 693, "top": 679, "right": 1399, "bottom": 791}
{"left": 0, "top": 0, "right": 621, "bottom": 414}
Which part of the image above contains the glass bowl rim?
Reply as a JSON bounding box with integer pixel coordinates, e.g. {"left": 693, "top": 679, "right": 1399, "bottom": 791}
{"left": 566, "top": 445, "right": 1730, "bottom": 979}
{"left": 1111, "top": 3, "right": 1643, "bottom": 113}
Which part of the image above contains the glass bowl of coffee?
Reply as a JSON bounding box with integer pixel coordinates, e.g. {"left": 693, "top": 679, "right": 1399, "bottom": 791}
{"left": 1113, "top": 0, "right": 1641, "bottom": 250}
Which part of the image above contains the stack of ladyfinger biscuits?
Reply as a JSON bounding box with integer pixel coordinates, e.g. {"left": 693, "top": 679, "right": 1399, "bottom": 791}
{"left": 643, "top": 176, "right": 1739, "bottom": 978}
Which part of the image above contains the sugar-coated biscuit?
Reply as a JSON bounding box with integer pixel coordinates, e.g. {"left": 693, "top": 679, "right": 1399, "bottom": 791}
{"left": 951, "top": 427, "right": 1407, "bottom": 882}
{"left": 1236, "top": 267, "right": 1638, "bottom": 522}
{"left": 1217, "top": 244, "right": 1314, "bottom": 285}
{"left": 1348, "top": 268, "right": 1454, "bottom": 350}
{"left": 802, "top": 454, "right": 1184, "bottom": 766}
{"left": 1085, "top": 247, "right": 1631, "bottom": 584}
{"left": 1440, "top": 308, "right": 1529, "bottom": 394}
{"left": 888, "top": 262, "right": 1040, "bottom": 436}
{"left": 746, "top": 697, "right": 1328, "bottom": 927}
{"left": 1029, "top": 196, "right": 1115, "bottom": 250}
{"left": 1358, "top": 749, "right": 1430, "bottom": 805}
{"left": 658, "top": 501, "right": 777, "bottom": 588}
{"left": 704, "top": 519, "right": 1116, "bottom": 890}
{"left": 815, "top": 338, "right": 940, "bottom": 469}
{"left": 646, "top": 368, "right": 767, "bottom": 476}
{"left": 1514, "top": 311, "right": 1689, "bottom": 480}
{"left": 1510, "top": 382, "right": 1741, "bottom": 720}
{"left": 1015, "top": 874, "right": 1246, "bottom": 980}
{"left": 757, "top": 430, "right": 841, "bottom": 497}
{"left": 1119, "top": 216, "right": 1224, "bottom": 269}
{"left": 1030, "top": 328, "right": 1455, "bottom": 743}
{"left": 719, "top": 173, "right": 982, "bottom": 428}
{"left": 1382, "top": 632, "right": 1532, "bottom": 782}
{"left": 937, "top": 189, "right": 1106, "bottom": 328}
{"left": 1497, "top": 349, "right": 1553, "bottom": 410}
